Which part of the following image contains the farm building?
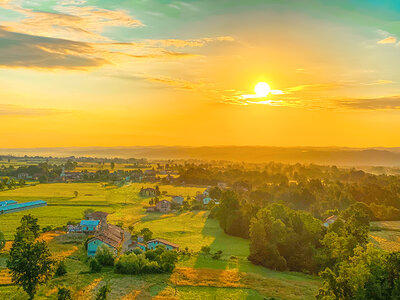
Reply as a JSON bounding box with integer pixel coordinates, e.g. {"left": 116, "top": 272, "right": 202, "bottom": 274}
{"left": 323, "top": 215, "right": 338, "bottom": 227}
{"left": 147, "top": 239, "right": 179, "bottom": 251}
{"left": 87, "top": 211, "right": 109, "bottom": 229}
{"left": 87, "top": 224, "right": 125, "bottom": 256}
{"left": 0, "top": 200, "right": 47, "bottom": 215}
{"left": 129, "top": 238, "right": 179, "bottom": 252}
{"left": 203, "top": 197, "right": 213, "bottom": 205}
{"left": 0, "top": 200, "right": 17, "bottom": 207}
{"left": 80, "top": 220, "right": 100, "bottom": 233}
{"left": 156, "top": 200, "right": 171, "bottom": 213}
{"left": 171, "top": 196, "right": 184, "bottom": 205}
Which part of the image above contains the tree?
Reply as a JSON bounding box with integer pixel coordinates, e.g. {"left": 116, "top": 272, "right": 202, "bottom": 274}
{"left": 83, "top": 208, "right": 95, "bottom": 219}
{"left": 89, "top": 258, "right": 102, "bottom": 273}
{"left": 57, "top": 287, "right": 72, "bottom": 300}
{"left": 95, "top": 245, "right": 115, "bottom": 266}
{"left": 110, "top": 162, "right": 115, "bottom": 170}
{"left": 201, "top": 246, "right": 210, "bottom": 255}
{"left": 55, "top": 260, "right": 67, "bottom": 277}
{"left": 74, "top": 190, "right": 78, "bottom": 198}
{"left": 0, "top": 231, "right": 5, "bottom": 251}
{"left": 7, "top": 216, "right": 55, "bottom": 300}
{"left": 140, "top": 228, "right": 153, "bottom": 241}
{"left": 15, "top": 214, "right": 40, "bottom": 242}
{"left": 96, "top": 284, "right": 111, "bottom": 300}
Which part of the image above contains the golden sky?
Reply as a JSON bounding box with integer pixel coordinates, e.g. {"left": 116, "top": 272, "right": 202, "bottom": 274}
{"left": 1, "top": 0, "right": 400, "bottom": 147}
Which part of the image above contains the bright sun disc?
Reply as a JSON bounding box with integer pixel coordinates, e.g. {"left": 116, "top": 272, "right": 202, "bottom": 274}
{"left": 254, "top": 82, "right": 271, "bottom": 97}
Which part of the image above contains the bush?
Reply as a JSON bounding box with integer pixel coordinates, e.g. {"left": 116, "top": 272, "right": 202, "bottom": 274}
{"left": 95, "top": 245, "right": 115, "bottom": 267}
{"left": 212, "top": 250, "right": 223, "bottom": 260}
{"left": 57, "top": 287, "right": 72, "bottom": 300}
{"left": 89, "top": 258, "right": 102, "bottom": 273}
{"left": 114, "top": 253, "right": 159, "bottom": 274}
{"left": 55, "top": 260, "right": 67, "bottom": 277}
{"left": 96, "top": 284, "right": 111, "bottom": 300}
{"left": 201, "top": 246, "right": 211, "bottom": 255}
{"left": 42, "top": 225, "right": 53, "bottom": 233}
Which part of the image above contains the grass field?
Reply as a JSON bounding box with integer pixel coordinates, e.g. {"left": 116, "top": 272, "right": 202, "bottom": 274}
{"left": 370, "top": 221, "right": 400, "bottom": 252}
{"left": 0, "top": 182, "right": 321, "bottom": 299}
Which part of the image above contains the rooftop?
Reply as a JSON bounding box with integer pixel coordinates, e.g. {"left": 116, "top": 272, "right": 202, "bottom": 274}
{"left": 80, "top": 220, "right": 100, "bottom": 226}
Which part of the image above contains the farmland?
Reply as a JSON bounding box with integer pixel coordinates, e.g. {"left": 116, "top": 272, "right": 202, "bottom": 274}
{"left": 370, "top": 221, "right": 400, "bottom": 252}
{"left": 0, "top": 182, "right": 321, "bottom": 299}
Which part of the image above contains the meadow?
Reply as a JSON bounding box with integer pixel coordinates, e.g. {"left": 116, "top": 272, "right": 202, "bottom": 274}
{"left": 0, "top": 182, "right": 321, "bottom": 299}
{"left": 369, "top": 221, "right": 400, "bottom": 252}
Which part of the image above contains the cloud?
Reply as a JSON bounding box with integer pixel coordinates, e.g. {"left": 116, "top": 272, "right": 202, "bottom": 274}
{"left": 0, "top": 104, "right": 68, "bottom": 116}
{"left": 336, "top": 96, "right": 400, "bottom": 110}
{"left": 144, "top": 36, "right": 234, "bottom": 48}
{"left": 1, "top": 0, "right": 143, "bottom": 42}
{"left": 377, "top": 36, "right": 397, "bottom": 44}
{"left": 0, "top": 26, "right": 109, "bottom": 69}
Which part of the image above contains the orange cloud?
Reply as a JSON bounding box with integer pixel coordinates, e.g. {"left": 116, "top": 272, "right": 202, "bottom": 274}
{"left": 377, "top": 36, "right": 397, "bottom": 44}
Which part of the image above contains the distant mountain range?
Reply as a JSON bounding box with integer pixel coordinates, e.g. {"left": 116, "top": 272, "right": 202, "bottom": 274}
{"left": 2, "top": 146, "right": 400, "bottom": 166}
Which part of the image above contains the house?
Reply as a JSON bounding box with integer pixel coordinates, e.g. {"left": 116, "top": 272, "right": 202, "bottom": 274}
{"left": 17, "top": 173, "right": 30, "bottom": 179}
{"left": 80, "top": 220, "right": 100, "bottom": 233}
{"left": 87, "top": 224, "right": 125, "bottom": 256}
{"left": 171, "top": 196, "right": 184, "bottom": 205}
{"left": 87, "top": 211, "right": 109, "bottom": 229}
{"left": 129, "top": 241, "right": 147, "bottom": 252}
{"left": 156, "top": 200, "right": 171, "bottom": 213}
{"left": 147, "top": 239, "right": 179, "bottom": 251}
{"left": 323, "top": 215, "right": 338, "bottom": 227}
{"left": 203, "top": 197, "right": 213, "bottom": 205}
{"left": 139, "top": 187, "right": 157, "bottom": 197}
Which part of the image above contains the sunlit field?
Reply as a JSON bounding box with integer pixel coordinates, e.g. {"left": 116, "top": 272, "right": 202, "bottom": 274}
{"left": 370, "top": 221, "right": 400, "bottom": 252}
{"left": 0, "top": 182, "right": 320, "bottom": 299}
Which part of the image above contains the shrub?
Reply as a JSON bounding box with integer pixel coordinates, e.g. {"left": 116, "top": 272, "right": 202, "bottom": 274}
{"left": 95, "top": 245, "right": 114, "bottom": 266}
{"left": 212, "top": 250, "right": 223, "bottom": 260}
{"left": 96, "top": 284, "right": 111, "bottom": 300}
{"left": 55, "top": 260, "right": 67, "bottom": 277}
{"left": 42, "top": 225, "right": 53, "bottom": 233}
{"left": 114, "top": 253, "right": 158, "bottom": 274}
{"left": 57, "top": 287, "right": 72, "bottom": 300}
{"left": 89, "top": 258, "right": 102, "bottom": 273}
{"left": 201, "top": 246, "right": 211, "bottom": 255}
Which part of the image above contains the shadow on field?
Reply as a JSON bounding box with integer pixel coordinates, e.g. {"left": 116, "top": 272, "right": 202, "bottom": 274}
{"left": 194, "top": 216, "right": 229, "bottom": 270}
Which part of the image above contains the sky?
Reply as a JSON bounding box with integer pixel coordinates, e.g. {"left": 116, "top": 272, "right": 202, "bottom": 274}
{"left": 0, "top": 0, "right": 400, "bottom": 148}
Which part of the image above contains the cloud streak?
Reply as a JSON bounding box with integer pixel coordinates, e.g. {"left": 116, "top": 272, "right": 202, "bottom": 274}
{"left": 377, "top": 36, "right": 397, "bottom": 44}
{"left": 0, "top": 104, "right": 68, "bottom": 116}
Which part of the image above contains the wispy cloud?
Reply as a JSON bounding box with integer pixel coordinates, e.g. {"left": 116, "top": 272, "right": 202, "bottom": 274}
{"left": 0, "top": 104, "right": 68, "bottom": 116}
{"left": 336, "top": 96, "right": 400, "bottom": 110}
{"left": 1, "top": 0, "right": 143, "bottom": 42}
{"left": 377, "top": 36, "right": 397, "bottom": 44}
{"left": 0, "top": 26, "right": 110, "bottom": 70}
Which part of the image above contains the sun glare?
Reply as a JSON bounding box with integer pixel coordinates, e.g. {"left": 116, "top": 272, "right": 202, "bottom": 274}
{"left": 254, "top": 82, "right": 271, "bottom": 97}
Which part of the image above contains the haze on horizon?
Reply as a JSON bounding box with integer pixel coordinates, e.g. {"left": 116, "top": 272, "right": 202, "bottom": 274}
{"left": 1, "top": 0, "right": 400, "bottom": 148}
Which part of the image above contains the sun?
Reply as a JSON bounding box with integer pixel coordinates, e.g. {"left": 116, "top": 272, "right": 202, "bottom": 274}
{"left": 254, "top": 82, "right": 271, "bottom": 97}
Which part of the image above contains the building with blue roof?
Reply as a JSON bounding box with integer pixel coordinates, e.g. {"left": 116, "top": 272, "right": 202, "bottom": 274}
{"left": 0, "top": 200, "right": 47, "bottom": 215}
{"left": 0, "top": 200, "right": 17, "bottom": 207}
{"left": 80, "top": 220, "right": 100, "bottom": 232}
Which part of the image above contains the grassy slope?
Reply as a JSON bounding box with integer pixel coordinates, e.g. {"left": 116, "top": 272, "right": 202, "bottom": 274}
{"left": 0, "top": 183, "right": 320, "bottom": 299}
{"left": 370, "top": 221, "right": 400, "bottom": 252}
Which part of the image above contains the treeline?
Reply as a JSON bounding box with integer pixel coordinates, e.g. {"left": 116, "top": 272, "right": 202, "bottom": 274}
{"left": 214, "top": 190, "right": 400, "bottom": 298}
{"left": 182, "top": 163, "right": 400, "bottom": 221}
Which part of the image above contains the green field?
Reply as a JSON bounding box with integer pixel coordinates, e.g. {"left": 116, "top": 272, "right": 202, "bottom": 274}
{"left": 0, "top": 182, "right": 320, "bottom": 299}
{"left": 370, "top": 221, "right": 400, "bottom": 252}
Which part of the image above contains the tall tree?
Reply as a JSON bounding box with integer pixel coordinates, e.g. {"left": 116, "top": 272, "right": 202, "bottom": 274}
{"left": 7, "top": 215, "right": 55, "bottom": 299}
